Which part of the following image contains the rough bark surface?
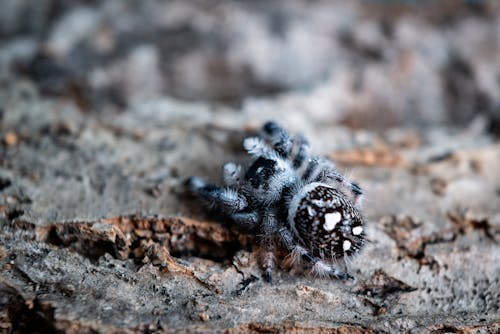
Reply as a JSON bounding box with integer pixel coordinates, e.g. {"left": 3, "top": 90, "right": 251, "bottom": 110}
{"left": 1, "top": 84, "right": 499, "bottom": 333}
{"left": 1, "top": 1, "right": 499, "bottom": 333}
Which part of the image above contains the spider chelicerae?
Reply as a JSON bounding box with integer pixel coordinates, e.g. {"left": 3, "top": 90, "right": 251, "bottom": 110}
{"left": 187, "top": 122, "right": 365, "bottom": 282}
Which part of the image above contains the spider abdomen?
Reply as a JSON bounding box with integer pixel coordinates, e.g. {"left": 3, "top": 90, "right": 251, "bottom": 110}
{"left": 288, "top": 183, "right": 364, "bottom": 259}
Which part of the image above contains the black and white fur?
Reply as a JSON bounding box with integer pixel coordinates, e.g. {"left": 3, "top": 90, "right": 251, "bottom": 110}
{"left": 187, "top": 122, "right": 365, "bottom": 282}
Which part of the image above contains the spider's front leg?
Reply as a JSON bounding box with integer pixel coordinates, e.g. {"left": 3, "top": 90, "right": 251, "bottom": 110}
{"left": 187, "top": 177, "right": 260, "bottom": 231}
{"left": 244, "top": 121, "right": 295, "bottom": 160}
{"left": 262, "top": 121, "right": 311, "bottom": 169}
{"left": 186, "top": 177, "right": 247, "bottom": 213}
{"left": 223, "top": 162, "right": 242, "bottom": 187}
{"left": 291, "top": 134, "right": 310, "bottom": 170}
{"left": 262, "top": 121, "right": 293, "bottom": 158}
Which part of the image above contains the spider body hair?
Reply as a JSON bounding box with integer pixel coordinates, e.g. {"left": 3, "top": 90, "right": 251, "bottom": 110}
{"left": 188, "top": 121, "right": 365, "bottom": 282}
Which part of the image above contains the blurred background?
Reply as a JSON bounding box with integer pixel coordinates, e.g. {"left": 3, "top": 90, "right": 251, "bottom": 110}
{"left": 1, "top": 0, "right": 499, "bottom": 133}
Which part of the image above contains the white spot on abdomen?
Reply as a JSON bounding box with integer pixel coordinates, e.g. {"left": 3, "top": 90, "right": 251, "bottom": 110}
{"left": 352, "top": 226, "right": 363, "bottom": 235}
{"left": 343, "top": 240, "right": 352, "bottom": 251}
{"left": 307, "top": 206, "right": 316, "bottom": 216}
{"left": 323, "top": 211, "right": 342, "bottom": 231}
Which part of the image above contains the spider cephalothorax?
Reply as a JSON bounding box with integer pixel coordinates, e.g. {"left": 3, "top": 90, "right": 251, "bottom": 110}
{"left": 188, "top": 122, "right": 365, "bottom": 282}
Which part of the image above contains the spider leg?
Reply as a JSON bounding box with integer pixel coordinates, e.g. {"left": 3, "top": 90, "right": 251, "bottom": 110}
{"left": 333, "top": 173, "right": 363, "bottom": 207}
{"left": 223, "top": 162, "right": 242, "bottom": 187}
{"left": 314, "top": 166, "right": 364, "bottom": 207}
{"left": 187, "top": 177, "right": 247, "bottom": 213}
{"left": 260, "top": 210, "right": 279, "bottom": 282}
{"left": 261, "top": 235, "right": 275, "bottom": 282}
{"left": 301, "top": 157, "right": 320, "bottom": 182}
{"left": 301, "top": 156, "right": 363, "bottom": 207}
{"left": 262, "top": 121, "right": 293, "bottom": 158}
{"left": 258, "top": 122, "right": 310, "bottom": 167}
{"left": 243, "top": 137, "right": 276, "bottom": 159}
{"left": 292, "top": 135, "right": 310, "bottom": 170}
{"left": 310, "top": 259, "right": 353, "bottom": 280}
{"left": 277, "top": 227, "right": 352, "bottom": 280}
{"left": 229, "top": 211, "right": 260, "bottom": 231}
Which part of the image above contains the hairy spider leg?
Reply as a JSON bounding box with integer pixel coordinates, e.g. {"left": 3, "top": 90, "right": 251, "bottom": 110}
{"left": 313, "top": 166, "right": 364, "bottom": 207}
{"left": 260, "top": 211, "right": 280, "bottom": 282}
{"left": 301, "top": 157, "right": 320, "bottom": 182}
{"left": 277, "top": 227, "right": 352, "bottom": 280}
{"left": 223, "top": 162, "right": 242, "bottom": 187}
{"left": 261, "top": 122, "right": 311, "bottom": 171}
{"left": 262, "top": 121, "right": 293, "bottom": 158}
{"left": 187, "top": 177, "right": 248, "bottom": 214}
{"left": 243, "top": 137, "right": 277, "bottom": 159}
{"left": 301, "top": 157, "right": 364, "bottom": 207}
{"left": 230, "top": 211, "right": 260, "bottom": 231}
{"left": 291, "top": 135, "right": 310, "bottom": 169}
{"left": 188, "top": 177, "right": 260, "bottom": 231}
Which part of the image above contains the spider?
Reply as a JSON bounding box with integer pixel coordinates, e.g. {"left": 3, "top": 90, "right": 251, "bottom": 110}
{"left": 187, "top": 121, "right": 365, "bottom": 282}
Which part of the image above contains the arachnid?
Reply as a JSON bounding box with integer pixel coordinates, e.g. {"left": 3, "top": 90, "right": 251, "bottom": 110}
{"left": 187, "top": 122, "right": 365, "bottom": 282}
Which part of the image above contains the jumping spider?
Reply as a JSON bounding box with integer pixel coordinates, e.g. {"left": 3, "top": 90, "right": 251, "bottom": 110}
{"left": 188, "top": 122, "right": 365, "bottom": 282}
